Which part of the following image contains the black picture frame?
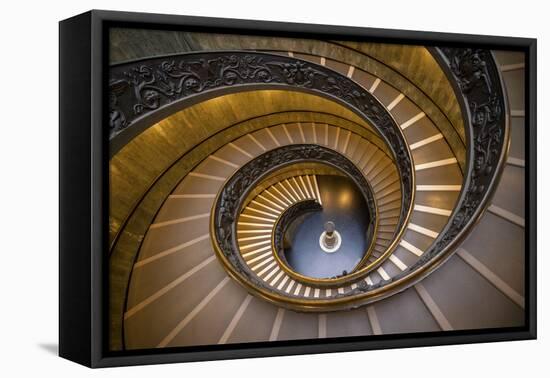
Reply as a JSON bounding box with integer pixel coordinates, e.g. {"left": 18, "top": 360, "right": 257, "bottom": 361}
{"left": 59, "top": 9, "right": 537, "bottom": 368}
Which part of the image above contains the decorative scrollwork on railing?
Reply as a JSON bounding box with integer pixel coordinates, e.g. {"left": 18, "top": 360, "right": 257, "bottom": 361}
{"left": 371, "top": 48, "right": 508, "bottom": 287}
{"left": 212, "top": 144, "right": 376, "bottom": 295}
{"left": 420, "top": 48, "right": 506, "bottom": 260}
{"left": 272, "top": 199, "right": 323, "bottom": 268}
{"left": 109, "top": 51, "right": 413, "bottom": 226}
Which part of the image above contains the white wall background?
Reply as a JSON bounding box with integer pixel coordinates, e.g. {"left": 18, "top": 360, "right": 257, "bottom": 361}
{"left": 0, "top": 0, "right": 546, "bottom": 376}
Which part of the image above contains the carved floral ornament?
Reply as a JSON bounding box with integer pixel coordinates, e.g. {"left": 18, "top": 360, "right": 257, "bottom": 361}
{"left": 109, "top": 54, "right": 388, "bottom": 136}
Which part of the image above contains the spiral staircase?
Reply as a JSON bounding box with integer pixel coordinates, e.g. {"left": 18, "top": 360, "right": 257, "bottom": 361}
{"left": 107, "top": 32, "right": 526, "bottom": 351}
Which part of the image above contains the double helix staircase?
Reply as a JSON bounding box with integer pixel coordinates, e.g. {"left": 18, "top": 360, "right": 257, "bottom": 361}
{"left": 108, "top": 38, "right": 526, "bottom": 350}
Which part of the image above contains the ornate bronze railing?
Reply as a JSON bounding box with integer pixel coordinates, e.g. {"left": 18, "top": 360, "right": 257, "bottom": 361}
{"left": 272, "top": 199, "right": 323, "bottom": 271}
{"left": 389, "top": 48, "right": 510, "bottom": 278}
{"left": 212, "top": 144, "right": 378, "bottom": 293}
{"left": 109, "top": 51, "right": 414, "bottom": 228}
{"left": 346, "top": 49, "right": 509, "bottom": 299}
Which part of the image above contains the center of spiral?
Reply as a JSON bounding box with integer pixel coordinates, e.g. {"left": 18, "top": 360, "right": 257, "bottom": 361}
{"left": 319, "top": 221, "right": 342, "bottom": 253}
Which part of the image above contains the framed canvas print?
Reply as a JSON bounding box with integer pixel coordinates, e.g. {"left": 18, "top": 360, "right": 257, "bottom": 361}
{"left": 59, "top": 10, "right": 537, "bottom": 368}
